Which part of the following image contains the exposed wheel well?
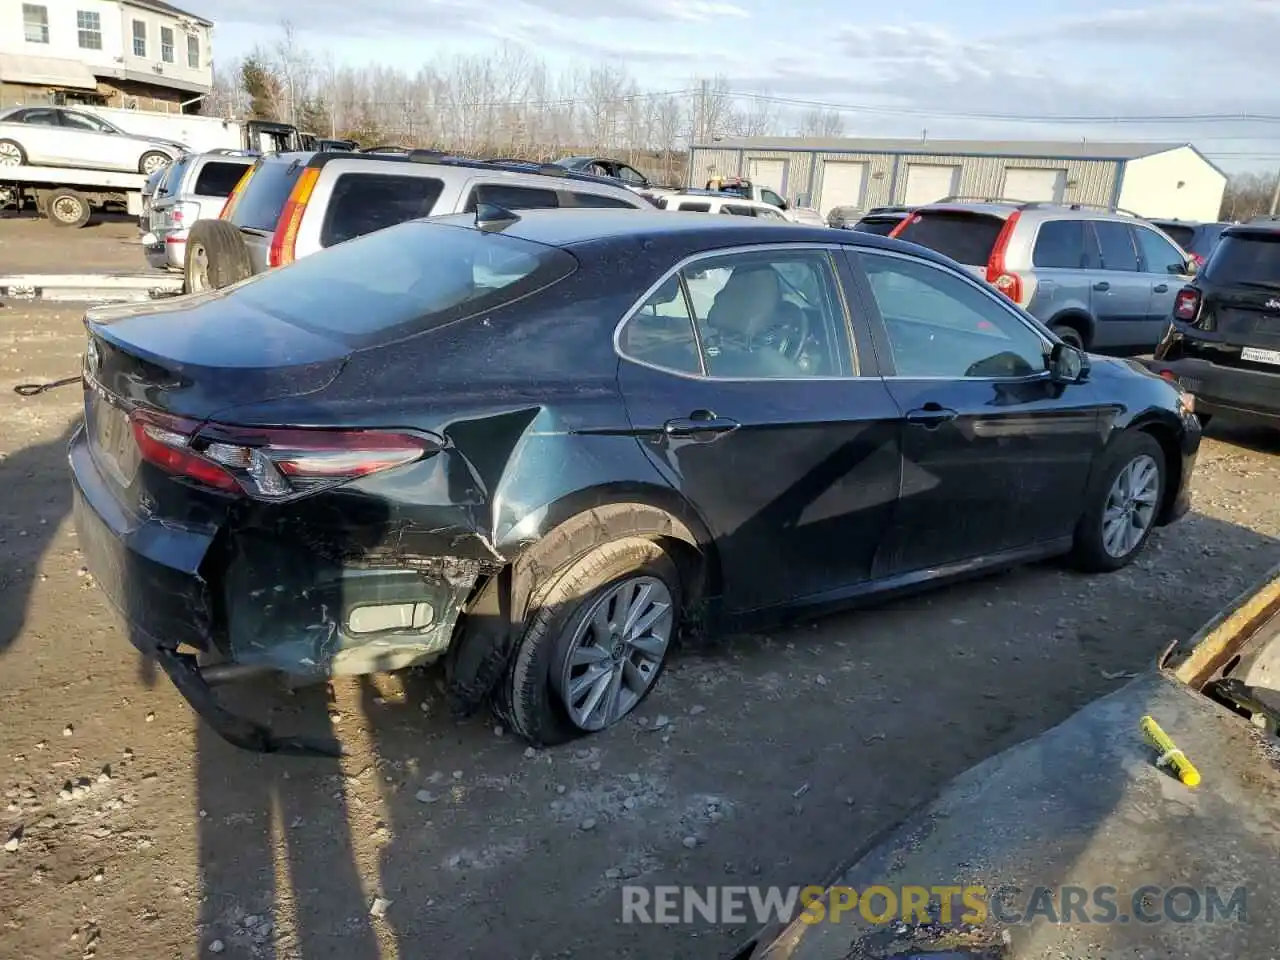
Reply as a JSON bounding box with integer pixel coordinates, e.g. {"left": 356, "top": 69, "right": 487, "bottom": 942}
{"left": 1136, "top": 420, "right": 1184, "bottom": 525}
{"left": 1047, "top": 311, "right": 1093, "bottom": 348}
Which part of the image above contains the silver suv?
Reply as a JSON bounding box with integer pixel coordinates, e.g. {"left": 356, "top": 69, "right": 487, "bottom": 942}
{"left": 142, "top": 150, "right": 256, "bottom": 271}
{"left": 183, "top": 150, "right": 651, "bottom": 292}
{"left": 891, "top": 199, "right": 1197, "bottom": 352}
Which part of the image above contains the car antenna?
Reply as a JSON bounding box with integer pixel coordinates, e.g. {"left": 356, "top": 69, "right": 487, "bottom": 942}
{"left": 475, "top": 202, "right": 521, "bottom": 232}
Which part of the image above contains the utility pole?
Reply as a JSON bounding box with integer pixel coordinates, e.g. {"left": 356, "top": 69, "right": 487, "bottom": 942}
{"left": 695, "top": 78, "right": 708, "bottom": 145}
{"left": 1269, "top": 168, "right": 1280, "bottom": 216}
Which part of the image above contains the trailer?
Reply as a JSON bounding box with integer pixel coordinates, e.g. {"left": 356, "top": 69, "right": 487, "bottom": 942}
{"left": 0, "top": 165, "right": 146, "bottom": 228}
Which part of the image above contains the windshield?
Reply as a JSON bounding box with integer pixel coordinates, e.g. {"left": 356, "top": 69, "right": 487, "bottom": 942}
{"left": 894, "top": 211, "right": 1006, "bottom": 266}
{"left": 1202, "top": 232, "right": 1280, "bottom": 287}
{"left": 224, "top": 220, "right": 578, "bottom": 344}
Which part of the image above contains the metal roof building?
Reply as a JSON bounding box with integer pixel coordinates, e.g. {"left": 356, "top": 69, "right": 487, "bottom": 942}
{"left": 688, "top": 137, "right": 1228, "bottom": 223}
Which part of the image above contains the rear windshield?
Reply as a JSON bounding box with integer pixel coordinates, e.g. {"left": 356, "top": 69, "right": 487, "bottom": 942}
{"left": 1156, "top": 224, "right": 1196, "bottom": 248}
{"left": 1203, "top": 232, "right": 1280, "bottom": 287}
{"left": 226, "top": 160, "right": 301, "bottom": 232}
{"left": 894, "top": 211, "right": 1006, "bottom": 266}
{"left": 319, "top": 173, "right": 445, "bottom": 247}
{"left": 225, "top": 220, "right": 578, "bottom": 343}
{"left": 193, "top": 160, "right": 252, "bottom": 198}
{"left": 853, "top": 217, "right": 902, "bottom": 236}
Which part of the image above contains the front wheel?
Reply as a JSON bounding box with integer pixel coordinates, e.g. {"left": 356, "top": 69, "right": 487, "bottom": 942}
{"left": 1070, "top": 431, "right": 1166, "bottom": 572}
{"left": 497, "top": 538, "right": 681, "bottom": 746}
{"left": 45, "top": 188, "right": 91, "bottom": 228}
{"left": 0, "top": 139, "right": 26, "bottom": 167}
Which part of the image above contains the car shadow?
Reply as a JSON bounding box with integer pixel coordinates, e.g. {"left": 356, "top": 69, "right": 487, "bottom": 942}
{"left": 1202, "top": 415, "right": 1280, "bottom": 455}
{"left": 0, "top": 208, "right": 137, "bottom": 228}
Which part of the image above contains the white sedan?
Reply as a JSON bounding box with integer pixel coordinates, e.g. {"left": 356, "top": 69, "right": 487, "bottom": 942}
{"left": 0, "top": 106, "right": 187, "bottom": 176}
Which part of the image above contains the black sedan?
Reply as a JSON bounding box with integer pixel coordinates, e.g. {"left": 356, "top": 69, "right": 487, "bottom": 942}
{"left": 69, "top": 210, "right": 1200, "bottom": 754}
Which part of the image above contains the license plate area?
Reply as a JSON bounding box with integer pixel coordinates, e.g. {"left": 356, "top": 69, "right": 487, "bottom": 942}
{"left": 88, "top": 391, "right": 140, "bottom": 488}
{"left": 1241, "top": 346, "right": 1280, "bottom": 367}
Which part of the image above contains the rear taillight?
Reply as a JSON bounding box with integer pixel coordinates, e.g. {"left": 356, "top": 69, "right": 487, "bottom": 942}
{"left": 218, "top": 165, "right": 255, "bottom": 220}
{"left": 268, "top": 167, "right": 321, "bottom": 268}
{"left": 985, "top": 211, "right": 1023, "bottom": 304}
{"left": 169, "top": 201, "right": 199, "bottom": 225}
{"left": 130, "top": 409, "right": 436, "bottom": 500}
{"left": 1173, "top": 287, "right": 1201, "bottom": 322}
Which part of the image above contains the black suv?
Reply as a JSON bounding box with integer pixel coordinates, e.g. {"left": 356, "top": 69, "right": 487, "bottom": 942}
{"left": 1147, "top": 222, "right": 1280, "bottom": 427}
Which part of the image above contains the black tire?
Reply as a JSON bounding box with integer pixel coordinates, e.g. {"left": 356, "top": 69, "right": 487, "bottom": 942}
{"left": 138, "top": 150, "right": 171, "bottom": 176}
{"left": 45, "top": 189, "right": 91, "bottom": 228}
{"left": 1195, "top": 412, "right": 1213, "bottom": 431}
{"left": 184, "top": 219, "right": 253, "bottom": 293}
{"left": 1051, "top": 324, "right": 1086, "bottom": 350}
{"left": 0, "top": 139, "right": 26, "bottom": 167}
{"left": 1070, "top": 430, "right": 1166, "bottom": 573}
{"left": 497, "top": 537, "right": 682, "bottom": 746}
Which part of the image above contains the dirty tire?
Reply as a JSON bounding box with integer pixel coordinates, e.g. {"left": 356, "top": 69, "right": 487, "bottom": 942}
{"left": 138, "top": 150, "right": 171, "bottom": 176}
{"left": 1050, "top": 324, "right": 1085, "bottom": 350}
{"left": 184, "top": 219, "right": 252, "bottom": 293}
{"left": 45, "top": 189, "right": 91, "bottom": 228}
{"left": 0, "top": 139, "right": 26, "bottom": 167}
{"left": 497, "top": 537, "right": 681, "bottom": 747}
{"left": 1070, "top": 430, "right": 1166, "bottom": 573}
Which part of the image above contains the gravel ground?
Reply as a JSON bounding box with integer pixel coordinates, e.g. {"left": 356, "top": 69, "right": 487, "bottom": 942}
{"left": 0, "top": 213, "right": 146, "bottom": 275}
{"left": 1, "top": 302, "right": 1278, "bottom": 960}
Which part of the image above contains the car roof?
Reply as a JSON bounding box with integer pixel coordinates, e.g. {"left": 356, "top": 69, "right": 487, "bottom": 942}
{"left": 424, "top": 208, "right": 954, "bottom": 260}
{"left": 1223, "top": 222, "right": 1280, "bottom": 239}
{"left": 257, "top": 150, "right": 625, "bottom": 190}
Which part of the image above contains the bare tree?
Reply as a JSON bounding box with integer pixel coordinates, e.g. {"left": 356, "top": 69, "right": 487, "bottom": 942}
{"left": 729, "top": 91, "right": 778, "bottom": 137}
{"left": 1221, "top": 170, "right": 1280, "bottom": 221}
{"left": 797, "top": 108, "right": 846, "bottom": 138}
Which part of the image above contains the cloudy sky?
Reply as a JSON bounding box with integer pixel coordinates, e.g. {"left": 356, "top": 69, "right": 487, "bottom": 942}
{"left": 197, "top": 0, "right": 1280, "bottom": 170}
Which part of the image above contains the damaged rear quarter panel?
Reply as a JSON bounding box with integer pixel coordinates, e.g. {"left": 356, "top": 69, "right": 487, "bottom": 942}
{"left": 204, "top": 268, "right": 695, "bottom": 677}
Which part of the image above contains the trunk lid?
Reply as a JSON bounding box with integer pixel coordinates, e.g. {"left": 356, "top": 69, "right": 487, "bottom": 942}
{"left": 1199, "top": 229, "right": 1280, "bottom": 348}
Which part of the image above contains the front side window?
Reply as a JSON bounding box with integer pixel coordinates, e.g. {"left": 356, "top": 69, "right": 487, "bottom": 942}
{"left": 76, "top": 10, "right": 101, "bottom": 49}
{"left": 132, "top": 20, "right": 146, "bottom": 57}
{"left": 620, "top": 249, "right": 852, "bottom": 379}
{"left": 721, "top": 204, "right": 757, "bottom": 217}
{"left": 618, "top": 165, "right": 646, "bottom": 186}
{"left": 761, "top": 188, "right": 785, "bottom": 208}
{"left": 187, "top": 34, "right": 200, "bottom": 68}
{"left": 1090, "top": 221, "right": 1139, "bottom": 271}
{"left": 674, "top": 201, "right": 711, "bottom": 213}
{"left": 160, "top": 26, "right": 174, "bottom": 63}
{"left": 861, "top": 252, "right": 1048, "bottom": 379}
{"left": 23, "top": 3, "right": 48, "bottom": 43}
{"left": 60, "top": 110, "right": 112, "bottom": 132}
{"left": 1133, "top": 226, "right": 1186, "bottom": 274}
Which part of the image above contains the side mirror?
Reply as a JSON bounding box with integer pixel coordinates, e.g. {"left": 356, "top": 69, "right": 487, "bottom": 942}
{"left": 779, "top": 199, "right": 789, "bottom": 210}
{"left": 1049, "top": 342, "right": 1088, "bottom": 383}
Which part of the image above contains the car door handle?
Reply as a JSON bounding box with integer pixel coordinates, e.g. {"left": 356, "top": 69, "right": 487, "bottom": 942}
{"left": 905, "top": 405, "right": 959, "bottom": 429}
{"left": 1093, "top": 281, "right": 1111, "bottom": 292}
{"left": 1153, "top": 283, "right": 1169, "bottom": 293}
{"left": 664, "top": 411, "right": 740, "bottom": 439}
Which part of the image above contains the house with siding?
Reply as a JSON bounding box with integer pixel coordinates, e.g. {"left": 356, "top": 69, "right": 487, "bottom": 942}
{"left": 689, "top": 137, "right": 1228, "bottom": 224}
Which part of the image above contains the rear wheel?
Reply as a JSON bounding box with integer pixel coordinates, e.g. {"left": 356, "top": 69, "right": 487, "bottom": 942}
{"left": 45, "top": 189, "right": 91, "bottom": 228}
{"left": 497, "top": 538, "right": 681, "bottom": 746}
{"left": 1050, "top": 324, "right": 1086, "bottom": 350}
{"left": 0, "top": 139, "right": 25, "bottom": 167}
{"left": 139, "top": 151, "right": 171, "bottom": 176}
{"left": 1070, "top": 431, "right": 1165, "bottom": 572}
{"left": 184, "top": 219, "right": 252, "bottom": 293}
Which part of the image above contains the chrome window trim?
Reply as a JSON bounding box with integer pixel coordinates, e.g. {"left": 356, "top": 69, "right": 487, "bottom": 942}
{"left": 854, "top": 246, "right": 1059, "bottom": 383}
{"left": 612, "top": 241, "right": 865, "bottom": 383}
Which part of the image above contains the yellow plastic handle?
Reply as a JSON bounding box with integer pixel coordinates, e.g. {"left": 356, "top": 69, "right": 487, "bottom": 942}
{"left": 1141, "top": 715, "right": 1201, "bottom": 787}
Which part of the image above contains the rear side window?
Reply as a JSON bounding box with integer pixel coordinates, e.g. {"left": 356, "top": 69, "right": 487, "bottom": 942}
{"left": 1203, "top": 232, "right": 1280, "bottom": 286}
{"left": 565, "top": 192, "right": 638, "bottom": 209}
{"left": 225, "top": 160, "right": 302, "bottom": 232}
{"left": 319, "top": 173, "right": 445, "bottom": 247}
{"left": 722, "top": 204, "right": 756, "bottom": 216}
{"left": 676, "top": 201, "right": 712, "bottom": 213}
{"left": 464, "top": 184, "right": 558, "bottom": 212}
{"left": 193, "top": 161, "right": 252, "bottom": 198}
{"left": 894, "top": 211, "right": 1006, "bottom": 266}
{"left": 1032, "top": 220, "right": 1087, "bottom": 268}
{"left": 228, "top": 220, "right": 578, "bottom": 343}
{"left": 1090, "top": 221, "right": 1139, "bottom": 271}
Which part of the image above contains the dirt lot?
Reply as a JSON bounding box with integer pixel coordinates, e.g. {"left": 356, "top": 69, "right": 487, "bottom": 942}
{"left": 0, "top": 212, "right": 145, "bottom": 275}
{"left": 1, "top": 302, "right": 1278, "bottom": 960}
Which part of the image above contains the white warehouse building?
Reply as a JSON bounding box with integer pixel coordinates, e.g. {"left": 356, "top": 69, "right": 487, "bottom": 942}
{"left": 688, "top": 137, "right": 1228, "bottom": 223}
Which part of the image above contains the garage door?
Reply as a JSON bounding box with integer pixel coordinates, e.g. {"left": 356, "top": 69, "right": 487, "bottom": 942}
{"left": 1002, "top": 167, "right": 1066, "bottom": 202}
{"left": 818, "top": 161, "right": 867, "bottom": 217}
{"left": 746, "top": 158, "right": 786, "bottom": 192}
{"left": 903, "top": 164, "right": 959, "bottom": 206}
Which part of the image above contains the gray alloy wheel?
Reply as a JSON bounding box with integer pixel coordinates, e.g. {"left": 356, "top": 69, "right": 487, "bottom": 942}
{"left": 0, "top": 140, "right": 23, "bottom": 167}
{"left": 552, "top": 575, "right": 674, "bottom": 732}
{"left": 1101, "top": 453, "right": 1160, "bottom": 559}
